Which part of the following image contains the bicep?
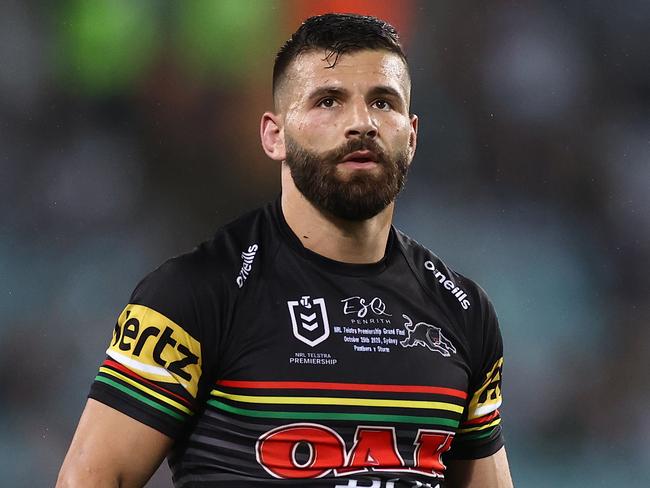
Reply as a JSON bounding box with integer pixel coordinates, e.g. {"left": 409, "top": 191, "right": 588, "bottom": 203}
{"left": 57, "top": 399, "right": 174, "bottom": 488}
{"left": 445, "top": 446, "right": 513, "bottom": 488}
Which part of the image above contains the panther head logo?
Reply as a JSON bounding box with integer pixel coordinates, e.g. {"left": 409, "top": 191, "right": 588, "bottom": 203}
{"left": 400, "top": 314, "right": 456, "bottom": 357}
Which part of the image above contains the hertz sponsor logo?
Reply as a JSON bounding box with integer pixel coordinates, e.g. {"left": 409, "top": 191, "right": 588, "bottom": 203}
{"left": 108, "top": 304, "right": 202, "bottom": 397}
{"left": 424, "top": 260, "right": 471, "bottom": 310}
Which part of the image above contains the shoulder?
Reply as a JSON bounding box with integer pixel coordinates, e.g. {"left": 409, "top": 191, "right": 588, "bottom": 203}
{"left": 394, "top": 228, "right": 493, "bottom": 316}
{"left": 153, "top": 203, "right": 273, "bottom": 279}
{"left": 395, "top": 228, "right": 503, "bottom": 379}
{"left": 130, "top": 202, "right": 276, "bottom": 322}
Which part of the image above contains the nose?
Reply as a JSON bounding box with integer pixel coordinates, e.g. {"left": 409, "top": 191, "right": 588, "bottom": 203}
{"left": 345, "top": 100, "right": 378, "bottom": 139}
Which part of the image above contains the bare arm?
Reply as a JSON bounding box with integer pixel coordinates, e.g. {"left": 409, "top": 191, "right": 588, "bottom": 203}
{"left": 445, "top": 446, "right": 514, "bottom": 488}
{"left": 56, "top": 399, "right": 174, "bottom": 488}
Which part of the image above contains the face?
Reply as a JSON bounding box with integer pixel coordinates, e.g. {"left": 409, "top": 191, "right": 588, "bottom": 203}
{"left": 275, "top": 49, "right": 417, "bottom": 221}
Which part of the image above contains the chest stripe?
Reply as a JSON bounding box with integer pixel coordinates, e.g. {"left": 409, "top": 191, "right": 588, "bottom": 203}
{"left": 210, "top": 389, "right": 464, "bottom": 413}
{"left": 216, "top": 379, "right": 467, "bottom": 399}
{"left": 207, "top": 400, "right": 460, "bottom": 428}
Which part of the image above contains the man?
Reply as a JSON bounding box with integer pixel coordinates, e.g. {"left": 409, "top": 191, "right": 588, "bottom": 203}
{"left": 57, "top": 13, "right": 513, "bottom": 488}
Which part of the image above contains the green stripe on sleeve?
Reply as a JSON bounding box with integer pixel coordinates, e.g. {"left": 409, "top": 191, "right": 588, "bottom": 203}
{"left": 457, "top": 427, "right": 496, "bottom": 441}
{"left": 95, "top": 375, "right": 185, "bottom": 422}
{"left": 208, "top": 400, "right": 459, "bottom": 428}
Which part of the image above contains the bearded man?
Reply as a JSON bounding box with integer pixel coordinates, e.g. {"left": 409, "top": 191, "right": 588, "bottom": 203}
{"left": 58, "top": 13, "right": 513, "bottom": 488}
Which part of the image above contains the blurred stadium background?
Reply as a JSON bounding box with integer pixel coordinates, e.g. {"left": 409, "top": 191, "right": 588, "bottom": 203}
{"left": 1, "top": 0, "right": 649, "bottom": 486}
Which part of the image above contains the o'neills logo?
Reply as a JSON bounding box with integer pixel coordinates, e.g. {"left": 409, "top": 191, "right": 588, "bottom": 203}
{"left": 236, "top": 244, "right": 258, "bottom": 288}
{"left": 424, "top": 260, "right": 471, "bottom": 310}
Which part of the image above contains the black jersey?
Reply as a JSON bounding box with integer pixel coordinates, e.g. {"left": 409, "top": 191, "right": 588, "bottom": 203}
{"left": 89, "top": 199, "right": 505, "bottom": 488}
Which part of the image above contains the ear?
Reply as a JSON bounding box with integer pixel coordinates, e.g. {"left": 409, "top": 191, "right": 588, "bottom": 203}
{"left": 260, "top": 112, "right": 286, "bottom": 161}
{"left": 408, "top": 114, "right": 418, "bottom": 162}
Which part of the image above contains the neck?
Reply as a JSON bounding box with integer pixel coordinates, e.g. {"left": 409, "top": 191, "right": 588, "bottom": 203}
{"left": 280, "top": 166, "right": 394, "bottom": 264}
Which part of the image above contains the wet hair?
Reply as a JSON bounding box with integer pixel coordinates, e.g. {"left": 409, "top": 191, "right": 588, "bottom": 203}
{"left": 273, "top": 13, "right": 408, "bottom": 98}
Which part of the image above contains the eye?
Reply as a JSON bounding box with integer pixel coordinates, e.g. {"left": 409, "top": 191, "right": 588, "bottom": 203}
{"left": 372, "top": 99, "right": 391, "bottom": 111}
{"left": 317, "top": 97, "right": 339, "bottom": 108}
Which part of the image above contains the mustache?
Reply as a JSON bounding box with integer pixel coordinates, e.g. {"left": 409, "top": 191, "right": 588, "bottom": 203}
{"left": 322, "top": 138, "right": 389, "bottom": 166}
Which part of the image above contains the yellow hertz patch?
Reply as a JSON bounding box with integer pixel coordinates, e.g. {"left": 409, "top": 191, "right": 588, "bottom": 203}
{"left": 467, "top": 357, "right": 503, "bottom": 420}
{"left": 107, "top": 304, "right": 202, "bottom": 398}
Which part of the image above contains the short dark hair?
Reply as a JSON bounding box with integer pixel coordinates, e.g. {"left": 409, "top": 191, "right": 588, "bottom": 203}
{"left": 273, "top": 13, "right": 408, "bottom": 97}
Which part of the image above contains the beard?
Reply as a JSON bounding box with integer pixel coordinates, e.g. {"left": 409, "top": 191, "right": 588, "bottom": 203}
{"left": 284, "top": 135, "right": 410, "bottom": 221}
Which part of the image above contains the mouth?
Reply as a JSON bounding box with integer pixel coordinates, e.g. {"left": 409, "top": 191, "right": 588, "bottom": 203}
{"left": 338, "top": 150, "right": 379, "bottom": 169}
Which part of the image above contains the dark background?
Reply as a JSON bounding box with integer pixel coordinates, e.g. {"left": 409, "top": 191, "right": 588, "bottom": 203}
{"left": 1, "top": 1, "right": 648, "bottom": 486}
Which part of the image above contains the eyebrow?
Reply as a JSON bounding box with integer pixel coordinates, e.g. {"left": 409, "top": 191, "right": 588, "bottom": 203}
{"left": 367, "top": 85, "right": 404, "bottom": 101}
{"left": 306, "top": 84, "right": 406, "bottom": 104}
{"left": 306, "top": 86, "right": 349, "bottom": 102}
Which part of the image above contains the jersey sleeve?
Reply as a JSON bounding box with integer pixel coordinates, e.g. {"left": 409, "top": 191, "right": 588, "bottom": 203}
{"left": 446, "top": 291, "right": 505, "bottom": 460}
{"left": 88, "top": 257, "right": 207, "bottom": 439}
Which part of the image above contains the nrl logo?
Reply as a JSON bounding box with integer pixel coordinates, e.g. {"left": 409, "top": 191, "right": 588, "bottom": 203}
{"left": 400, "top": 314, "right": 456, "bottom": 357}
{"left": 287, "top": 296, "right": 331, "bottom": 347}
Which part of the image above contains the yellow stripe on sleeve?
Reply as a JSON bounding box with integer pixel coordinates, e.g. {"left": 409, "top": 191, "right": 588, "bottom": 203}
{"left": 99, "top": 367, "right": 192, "bottom": 415}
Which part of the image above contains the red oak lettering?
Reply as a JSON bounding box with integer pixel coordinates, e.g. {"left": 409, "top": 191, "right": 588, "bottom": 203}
{"left": 256, "top": 423, "right": 454, "bottom": 479}
{"left": 337, "top": 427, "right": 403, "bottom": 475}
{"left": 256, "top": 424, "right": 345, "bottom": 478}
{"left": 413, "top": 430, "right": 454, "bottom": 474}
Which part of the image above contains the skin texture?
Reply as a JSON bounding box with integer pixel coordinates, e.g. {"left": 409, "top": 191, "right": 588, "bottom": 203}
{"left": 56, "top": 399, "right": 172, "bottom": 487}
{"left": 261, "top": 49, "right": 418, "bottom": 263}
{"left": 446, "top": 447, "right": 514, "bottom": 488}
{"left": 57, "top": 48, "right": 514, "bottom": 487}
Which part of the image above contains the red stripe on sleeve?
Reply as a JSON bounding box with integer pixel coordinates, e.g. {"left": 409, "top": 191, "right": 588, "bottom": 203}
{"left": 463, "top": 410, "right": 499, "bottom": 426}
{"left": 103, "top": 359, "right": 194, "bottom": 408}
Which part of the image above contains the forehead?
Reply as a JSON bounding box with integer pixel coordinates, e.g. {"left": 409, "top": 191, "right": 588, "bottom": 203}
{"left": 279, "top": 49, "right": 410, "bottom": 105}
